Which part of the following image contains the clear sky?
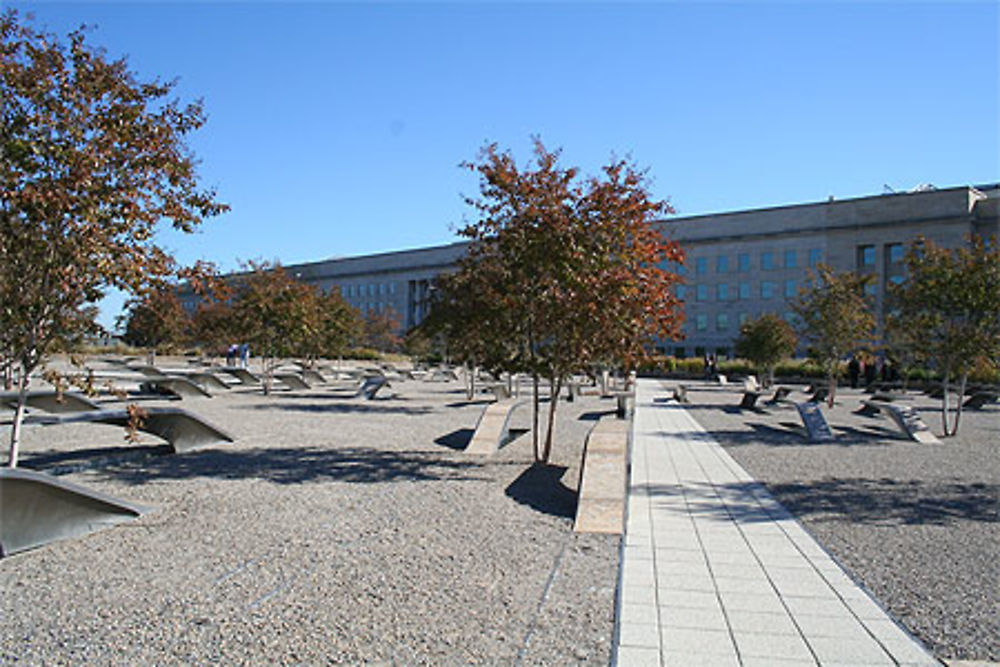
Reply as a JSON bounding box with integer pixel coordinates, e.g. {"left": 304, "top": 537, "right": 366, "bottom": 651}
{"left": 8, "top": 1, "right": 1000, "bottom": 328}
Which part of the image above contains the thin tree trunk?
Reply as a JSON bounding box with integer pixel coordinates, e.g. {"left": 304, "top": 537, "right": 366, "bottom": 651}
{"left": 532, "top": 373, "right": 541, "bottom": 462}
{"left": 941, "top": 371, "right": 951, "bottom": 436}
{"left": 827, "top": 371, "right": 836, "bottom": 408}
{"left": 8, "top": 369, "right": 31, "bottom": 468}
{"left": 950, "top": 372, "right": 968, "bottom": 436}
{"left": 542, "top": 374, "right": 562, "bottom": 463}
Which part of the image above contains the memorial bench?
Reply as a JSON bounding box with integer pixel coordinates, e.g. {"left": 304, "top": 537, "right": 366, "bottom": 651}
{"left": 139, "top": 376, "right": 213, "bottom": 399}
{"left": 2, "top": 390, "right": 101, "bottom": 414}
{"left": 672, "top": 384, "right": 689, "bottom": 404}
{"left": 0, "top": 468, "right": 151, "bottom": 557}
{"left": 274, "top": 373, "right": 311, "bottom": 390}
{"left": 24, "top": 407, "right": 235, "bottom": 453}
{"left": 465, "top": 398, "right": 529, "bottom": 456}
{"left": 573, "top": 417, "right": 628, "bottom": 534}
{"left": 217, "top": 367, "right": 261, "bottom": 385}
{"left": 963, "top": 391, "right": 999, "bottom": 410}
{"left": 859, "top": 400, "right": 941, "bottom": 444}
{"left": 354, "top": 375, "right": 391, "bottom": 400}
{"left": 793, "top": 401, "right": 836, "bottom": 443}
{"left": 765, "top": 386, "right": 793, "bottom": 405}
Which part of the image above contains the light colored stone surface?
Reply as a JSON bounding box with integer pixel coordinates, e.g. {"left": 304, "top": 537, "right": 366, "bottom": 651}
{"left": 613, "top": 378, "right": 940, "bottom": 666}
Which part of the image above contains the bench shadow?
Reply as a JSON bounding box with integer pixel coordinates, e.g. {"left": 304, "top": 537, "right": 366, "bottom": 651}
{"left": 435, "top": 428, "right": 474, "bottom": 451}
{"left": 578, "top": 410, "right": 616, "bottom": 421}
{"left": 39, "top": 445, "right": 487, "bottom": 486}
{"left": 444, "top": 399, "right": 494, "bottom": 408}
{"left": 504, "top": 463, "right": 577, "bottom": 520}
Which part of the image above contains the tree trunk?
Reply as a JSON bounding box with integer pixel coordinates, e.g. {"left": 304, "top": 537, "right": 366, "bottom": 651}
{"left": 541, "top": 374, "right": 562, "bottom": 463}
{"left": 941, "top": 371, "right": 951, "bottom": 436}
{"left": 949, "top": 372, "right": 968, "bottom": 436}
{"left": 826, "top": 371, "right": 837, "bottom": 408}
{"left": 7, "top": 368, "right": 32, "bottom": 468}
{"left": 532, "top": 373, "right": 541, "bottom": 462}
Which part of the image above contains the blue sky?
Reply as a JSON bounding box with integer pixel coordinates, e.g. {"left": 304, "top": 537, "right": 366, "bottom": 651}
{"left": 9, "top": 1, "right": 999, "bottom": 328}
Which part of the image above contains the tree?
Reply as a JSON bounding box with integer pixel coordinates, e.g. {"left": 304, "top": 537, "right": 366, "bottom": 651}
{"left": 733, "top": 313, "right": 798, "bottom": 387}
{"left": 443, "top": 138, "right": 685, "bottom": 463}
{"left": 887, "top": 236, "right": 1000, "bottom": 436}
{"left": 119, "top": 284, "right": 190, "bottom": 352}
{"left": 298, "top": 287, "right": 361, "bottom": 366}
{"left": 229, "top": 261, "right": 315, "bottom": 394}
{"left": 791, "top": 264, "right": 875, "bottom": 407}
{"left": 360, "top": 306, "right": 402, "bottom": 353}
{"left": 1, "top": 12, "right": 227, "bottom": 466}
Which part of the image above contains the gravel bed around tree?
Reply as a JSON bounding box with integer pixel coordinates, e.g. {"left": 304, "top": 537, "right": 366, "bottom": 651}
{"left": 1, "top": 360, "right": 619, "bottom": 665}
{"left": 673, "top": 380, "right": 999, "bottom": 663}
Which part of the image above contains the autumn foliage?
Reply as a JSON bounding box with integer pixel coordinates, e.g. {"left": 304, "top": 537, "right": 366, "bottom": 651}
{"left": 425, "top": 139, "right": 685, "bottom": 462}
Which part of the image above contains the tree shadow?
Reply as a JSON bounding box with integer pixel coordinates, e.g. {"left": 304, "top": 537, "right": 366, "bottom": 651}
{"left": 635, "top": 477, "right": 998, "bottom": 526}
{"left": 435, "top": 428, "right": 474, "bottom": 451}
{"left": 504, "top": 463, "right": 577, "bottom": 519}
{"left": 19, "top": 443, "right": 171, "bottom": 475}
{"left": 65, "top": 445, "right": 487, "bottom": 486}
{"left": 235, "top": 402, "right": 434, "bottom": 416}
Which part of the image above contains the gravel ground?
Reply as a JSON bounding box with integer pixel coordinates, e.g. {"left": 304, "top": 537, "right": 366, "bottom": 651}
{"left": 675, "top": 380, "right": 999, "bottom": 663}
{"left": 1, "top": 359, "right": 619, "bottom": 665}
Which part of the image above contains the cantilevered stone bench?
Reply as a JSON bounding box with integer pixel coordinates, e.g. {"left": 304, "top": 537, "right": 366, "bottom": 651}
{"left": 2, "top": 390, "right": 101, "bottom": 414}
{"left": 963, "top": 391, "right": 999, "bottom": 410}
{"left": 0, "top": 468, "right": 151, "bottom": 557}
{"left": 793, "top": 401, "right": 836, "bottom": 443}
{"left": 139, "top": 376, "right": 213, "bottom": 399}
{"left": 740, "top": 391, "right": 762, "bottom": 409}
{"left": 274, "top": 373, "right": 311, "bottom": 390}
{"left": 301, "top": 369, "right": 326, "bottom": 385}
{"left": 217, "top": 367, "right": 261, "bottom": 385}
{"left": 672, "top": 384, "right": 689, "bottom": 404}
{"left": 24, "top": 407, "right": 234, "bottom": 453}
{"left": 354, "top": 375, "right": 390, "bottom": 400}
{"left": 465, "top": 398, "right": 528, "bottom": 456}
{"left": 764, "top": 386, "right": 792, "bottom": 405}
{"left": 859, "top": 400, "right": 941, "bottom": 444}
{"left": 573, "top": 417, "right": 628, "bottom": 534}
{"left": 185, "top": 372, "right": 231, "bottom": 392}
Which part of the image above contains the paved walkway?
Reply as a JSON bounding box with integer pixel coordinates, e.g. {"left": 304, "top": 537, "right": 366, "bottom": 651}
{"left": 614, "top": 379, "right": 940, "bottom": 666}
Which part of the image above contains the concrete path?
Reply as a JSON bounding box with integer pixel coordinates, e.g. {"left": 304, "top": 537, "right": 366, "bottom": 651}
{"left": 614, "top": 379, "right": 940, "bottom": 666}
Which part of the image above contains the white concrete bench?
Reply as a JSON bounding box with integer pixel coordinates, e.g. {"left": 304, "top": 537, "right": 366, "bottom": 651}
{"left": 573, "top": 417, "right": 628, "bottom": 534}
{"left": 859, "top": 400, "right": 941, "bottom": 444}
{"left": 465, "top": 399, "right": 528, "bottom": 456}
{"left": 1, "top": 390, "right": 101, "bottom": 414}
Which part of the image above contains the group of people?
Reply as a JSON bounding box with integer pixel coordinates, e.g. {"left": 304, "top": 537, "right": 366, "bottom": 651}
{"left": 847, "top": 355, "right": 895, "bottom": 388}
{"left": 226, "top": 342, "right": 251, "bottom": 369}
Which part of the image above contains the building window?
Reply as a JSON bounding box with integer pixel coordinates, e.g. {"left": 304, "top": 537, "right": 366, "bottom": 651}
{"left": 696, "top": 314, "right": 708, "bottom": 331}
{"left": 865, "top": 283, "right": 877, "bottom": 298}
{"left": 738, "top": 312, "right": 749, "bottom": 326}
{"left": 738, "top": 253, "right": 751, "bottom": 272}
{"left": 738, "top": 282, "right": 750, "bottom": 300}
{"left": 761, "top": 251, "right": 775, "bottom": 270}
{"left": 717, "top": 284, "right": 729, "bottom": 301}
{"left": 784, "top": 312, "right": 797, "bottom": 325}
{"left": 858, "top": 245, "right": 876, "bottom": 268}
{"left": 784, "top": 279, "right": 797, "bottom": 298}
{"left": 695, "top": 257, "right": 707, "bottom": 275}
{"left": 676, "top": 285, "right": 687, "bottom": 300}
{"left": 808, "top": 248, "right": 823, "bottom": 267}
{"left": 716, "top": 255, "right": 729, "bottom": 273}
{"left": 389, "top": 282, "right": 396, "bottom": 295}
{"left": 696, "top": 284, "right": 709, "bottom": 301}
{"left": 784, "top": 249, "right": 797, "bottom": 269}
{"left": 888, "top": 274, "right": 904, "bottom": 286}
{"left": 761, "top": 281, "right": 777, "bottom": 299}
{"left": 674, "top": 346, "right": 686, "bottom": 359}
{"left": 887, "top": 243, "right": 904, "bottom": 264}
{"left": 716, "top": 313, "right": 729, "bottom": 331}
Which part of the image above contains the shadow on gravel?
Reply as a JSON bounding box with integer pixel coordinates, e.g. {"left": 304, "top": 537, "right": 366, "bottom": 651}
{"left": 235, "top": 402, "right": 434, "bottom": 416}
{"left": 505, "top": 464, "right": 577, "bottom": 519}
{"left": 444, "top": 399, "right": 494, "bottom": 408}
{"left": 578, "top": 410, "right": 616, "bottom": 421}
{"left": 86, "top": 445, "right": 487, "bottom": 486}
{"left": 768, "top": 478, "right": 1000, "bottom": 526}
{"left": 435, "top": 428, "right": 474, "bottom": 450}
{"left": 635, "top": 476, "right": 998, "bottom": 526}
{"left": 20, "top": 444, "right": 171, "bottom": 473}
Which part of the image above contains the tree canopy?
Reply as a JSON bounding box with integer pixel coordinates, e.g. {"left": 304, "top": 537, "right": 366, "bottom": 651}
{"left": 1, "top": 11, "right": 228, "bottom": 466}
{"left": 733, "top": 313, "right": 798, "bottom": 387}
{"left": 426, "top": 139, "right": 685, "bottom": 462}
{"left": 791, "top": 264, "right": 875, "bottom": 407}
{"left": 887, "top": 235, "right": 1000, "bottom": 435}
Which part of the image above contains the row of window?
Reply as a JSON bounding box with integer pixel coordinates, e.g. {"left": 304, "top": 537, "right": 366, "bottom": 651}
{"left": 691, "top": 248, "right": 823, "bottom": 275}
{"left": 689, "top": 311, "right": 799, "bottom": 332}
{"left": 858, "top": 242, "right": 905, "bottom": 268}
{"left": 683, "top": 279, "right": 800, "bottom": 302}
{"left": 341, "top": 282, "right": 397, "bottom": 298}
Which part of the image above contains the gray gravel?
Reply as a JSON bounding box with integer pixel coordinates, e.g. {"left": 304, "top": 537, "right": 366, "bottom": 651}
{"left": 678, "top": 381, "right": 999, "bottom": 663}
{"left": 1, "top": 360, "right": 619, "bottom": 665}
